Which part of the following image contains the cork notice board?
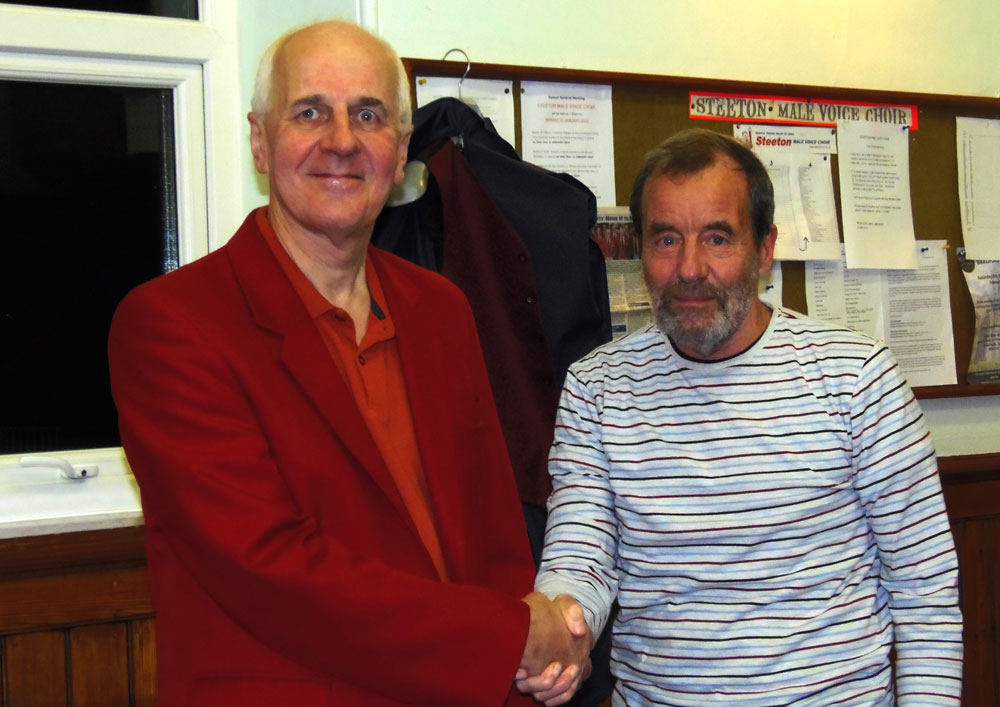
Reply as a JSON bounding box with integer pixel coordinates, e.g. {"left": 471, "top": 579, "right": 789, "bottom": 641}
{"left": 404, "top": 58, "right": 1000, "bottom": 398}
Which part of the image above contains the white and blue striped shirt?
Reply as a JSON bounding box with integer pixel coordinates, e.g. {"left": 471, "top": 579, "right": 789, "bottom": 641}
{"left": 536, "top": 308, "right": 962, "bottom": 706}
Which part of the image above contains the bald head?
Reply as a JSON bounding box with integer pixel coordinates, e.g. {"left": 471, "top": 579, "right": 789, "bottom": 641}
{"left": 251, "top": 20, "right": 411, "bottom": 130}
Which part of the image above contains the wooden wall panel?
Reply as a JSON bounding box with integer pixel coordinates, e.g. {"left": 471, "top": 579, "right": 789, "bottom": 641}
{"left": 0, "top": 455, "right": 997, "bottom": 706}
{"left": 0, "top": 567, "right": 151, "bottom": 636}
{"left": 951, "top": 517, "right": 1000, "bottom": 706}
{"left": 941, "top": 454, "right": 1000, "bottom": 706}
{"left": 2, "top": 631, "right": 66, "bottom": 707}
{"left": 69, "top": 624, "right": 129, "bottom": 707}
{"left": 129, "top": 619, "right": 157, "bottom": 707}
{"left": 0, "top": 528, "right": 152, "bottom": 707}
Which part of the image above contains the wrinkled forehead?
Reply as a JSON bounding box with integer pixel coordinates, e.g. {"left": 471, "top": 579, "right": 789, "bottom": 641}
{"left": 642, "top": 160, "right": 752, "bottom": 225}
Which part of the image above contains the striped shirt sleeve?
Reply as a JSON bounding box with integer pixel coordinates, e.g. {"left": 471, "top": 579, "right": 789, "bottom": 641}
{"left": 851, "top": 344, "right": 963, "bottom": 704}
{"left": 534, "top": 368, "right": 619, "bottom": 637}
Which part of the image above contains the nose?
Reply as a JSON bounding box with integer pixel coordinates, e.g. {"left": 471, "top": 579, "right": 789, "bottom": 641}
{"left": 676, "top": 239, "right": 706, "bottom": 282}
{"left": 319, "top": 109, "right": 359, "bottom": 155}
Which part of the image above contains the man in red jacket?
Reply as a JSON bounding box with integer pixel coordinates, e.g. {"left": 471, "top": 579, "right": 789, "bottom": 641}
{"left": 109, "top": 20, "right": 590, "bottom": 706}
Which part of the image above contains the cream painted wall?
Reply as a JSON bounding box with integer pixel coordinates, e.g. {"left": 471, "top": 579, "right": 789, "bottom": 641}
{"left": 376, "top": 0, "right": 1000, "bottom": 98}
{"left": 238, "top": 0, "right": 358, "bottom": 211}
{"left": 234, "top": 0, "right": 1000, "bottom": 457}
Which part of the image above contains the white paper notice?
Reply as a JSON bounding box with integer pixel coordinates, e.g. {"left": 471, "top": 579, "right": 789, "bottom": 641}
{"left": 837, "top": 121, "right": 918, "bottom": 270}
{"left": 415, "top": 76, "right": 516, "bottom": 148}
{"left": 520, "top": 81, "right": 616, "bottom": 205}
{"left": 805, "top": 257, "right": 848, "bottom": 325}
{"left": 844, "top": 268, "right": 886, "bottom": 340}
{"left": 761, "top": 152, "right": 841, "bottom": 261}
{"left": 956, "top": 117, "right": 1000, "bottom": 261}
{"left": 805, "top": 243, "right": 957, "bottom": 386}
{"left": 881, "top": 243, "right": 957, "bottom": 386}
{"left": 958, "top": 248, "right": 1000, "bottom": 384}
{"left": 735, "top": 123, "right": 837, "bottom": 154}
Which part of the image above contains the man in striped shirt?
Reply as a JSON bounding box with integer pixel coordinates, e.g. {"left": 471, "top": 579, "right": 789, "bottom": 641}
{"left": 530, "top": 130, "right": 962, "bottom": 705}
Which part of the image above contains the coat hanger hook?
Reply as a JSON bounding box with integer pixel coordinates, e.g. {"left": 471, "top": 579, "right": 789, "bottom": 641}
{"left": 441, "top": 48, "right": 472, "bottom": 101}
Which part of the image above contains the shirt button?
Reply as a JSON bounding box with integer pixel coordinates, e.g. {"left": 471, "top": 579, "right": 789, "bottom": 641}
{"left": 358, "top": 354, "right": 366, "bottom": 365}
{"left": 526, "top": 295, "right": 535, "bottom": 304}
{"left": 518, "top": 253, "right": 528, "bottom": 262}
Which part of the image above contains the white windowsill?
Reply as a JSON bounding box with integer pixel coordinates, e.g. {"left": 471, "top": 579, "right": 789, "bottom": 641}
{"left": 0, "top": 449, "right": 144, "bottom": 540}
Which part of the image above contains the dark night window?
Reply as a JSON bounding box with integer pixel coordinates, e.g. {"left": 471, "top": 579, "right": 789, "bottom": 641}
{"left": 0, "top": 80, "right": 177, "bottom": 454}
{"left": 2, "top": 0, "right": 197, "bottom": 20}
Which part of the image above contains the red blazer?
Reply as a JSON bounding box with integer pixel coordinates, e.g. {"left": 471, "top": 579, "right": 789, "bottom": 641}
{"left": 109, "top": 211, "right": 537, "bottom": 706}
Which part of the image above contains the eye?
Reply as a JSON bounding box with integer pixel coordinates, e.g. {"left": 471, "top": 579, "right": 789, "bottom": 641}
{"left": 709, "top": 234, "right": 728, "bottom": 246}
{"left": 297, "top": 107, "right": 320, "bottom": 121}
{"left": 648, "top": 234, "right": 678, "bottom": 252}
{"left": 357, "top": 108, "right": 378, "bottom": 123}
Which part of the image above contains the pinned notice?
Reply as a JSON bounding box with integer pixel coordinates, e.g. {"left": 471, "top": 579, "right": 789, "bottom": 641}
{"left": 416, "top": 76, "right": 516, "bottom": 148}
{"left": 805, "top": 243, "right": 956, "bottom": 387}
{"left": 521, "top": 81, "right": 616, "bottom": 206}
{"left": 757, "top": 152, "right": 841, "bottom": 261}
{"left": 956, "top": 117, "right": 1000, "bottom": 261}
{"left": 837, "top": 121, "right": 918, "bottom": 270}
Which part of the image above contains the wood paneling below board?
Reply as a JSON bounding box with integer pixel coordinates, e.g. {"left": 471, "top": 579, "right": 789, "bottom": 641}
{"left": 0, "top": 453, "right": 997, "bottom": 705}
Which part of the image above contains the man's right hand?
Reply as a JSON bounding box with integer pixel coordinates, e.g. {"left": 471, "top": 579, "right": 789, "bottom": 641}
{"left": 516, "top": 593, "right": 593, "bottom": 705}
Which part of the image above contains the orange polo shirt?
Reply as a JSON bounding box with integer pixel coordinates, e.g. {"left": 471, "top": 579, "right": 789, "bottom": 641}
{"left": 256, "top": 209, "right": 448, "bottom": 581}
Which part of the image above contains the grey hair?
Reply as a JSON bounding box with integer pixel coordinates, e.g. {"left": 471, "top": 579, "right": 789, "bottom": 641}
{"left": 629, "top": 128, "right": 775, "bottom": 246}
{"left": 250, "top": 20, "right": 412, "bottom": 130}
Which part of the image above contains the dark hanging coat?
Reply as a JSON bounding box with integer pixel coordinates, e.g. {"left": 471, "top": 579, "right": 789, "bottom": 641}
{"left": 373, "top": 97, "right": 611, "bottom": 509}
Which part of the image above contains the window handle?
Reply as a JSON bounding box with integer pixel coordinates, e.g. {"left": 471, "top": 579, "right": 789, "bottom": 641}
{"left": 18, "top": 456, "right": 99, "bottom": 480}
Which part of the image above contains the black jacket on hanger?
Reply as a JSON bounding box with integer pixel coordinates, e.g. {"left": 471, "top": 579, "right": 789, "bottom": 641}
{"left": 373, "top": 98, "right": 611, "bottom": 509}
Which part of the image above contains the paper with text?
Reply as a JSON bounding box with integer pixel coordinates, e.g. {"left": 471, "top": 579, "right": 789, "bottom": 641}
{"left": 760, "top": 151, "right": 841, "bottom": 261}
{"left": 956, "top": 117, "right": 1000, "bottom": 261}
{"left": 416, "top": 76, "right": 516, "bottom": 148}
{"left": 838, "top": 121, "right": 918, "bottom": 269}
{"left": 806, "top": 243, "right": 956, "bottom": 386}
{"left": 520, "top": 81, "right": 616, "bottom": 205}
{"left": 735, "top": 124, "right": 838, "bottom": 154}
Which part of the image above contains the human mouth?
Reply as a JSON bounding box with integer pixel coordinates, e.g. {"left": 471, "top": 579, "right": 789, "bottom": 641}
{"left": 671, "top": 289, "right": 717, "bottom": 308}
{"left": 310, "top": 172, "right": 363, "bottom": 189}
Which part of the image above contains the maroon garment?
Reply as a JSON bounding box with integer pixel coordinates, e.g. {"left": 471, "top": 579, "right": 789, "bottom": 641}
{"left": 428, "top": 141, "right": 561, "bottom": 506}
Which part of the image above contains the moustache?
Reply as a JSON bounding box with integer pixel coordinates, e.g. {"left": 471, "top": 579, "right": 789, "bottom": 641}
{"left": 662, "top": 283, "right": 722, "bottom": 301}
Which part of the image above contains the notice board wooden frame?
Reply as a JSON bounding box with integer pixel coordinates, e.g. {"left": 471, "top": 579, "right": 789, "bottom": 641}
{"left": 404, "top": 58, "right": 1000, "bottom": 399}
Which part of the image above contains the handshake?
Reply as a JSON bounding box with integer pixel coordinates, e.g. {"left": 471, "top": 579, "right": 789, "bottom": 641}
{"left": 516, "top": 592, "right": 594, "bottom": 706}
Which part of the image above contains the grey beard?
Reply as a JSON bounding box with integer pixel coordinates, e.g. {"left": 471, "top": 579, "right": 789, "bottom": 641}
{"left": 649, "top": 268, "right": 758, "bottom": 359}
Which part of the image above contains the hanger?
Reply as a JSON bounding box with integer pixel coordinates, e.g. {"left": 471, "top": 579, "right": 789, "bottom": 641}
{"left": 386, "top": 48, "right": 481, "bottom": 206}
{"left": 441, "top": 48, "right": 482, "bottom": 117}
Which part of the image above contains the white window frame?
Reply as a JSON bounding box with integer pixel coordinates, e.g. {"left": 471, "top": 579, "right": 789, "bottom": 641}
{"left": 0, "top": 2, "right": 242, "bottom": 516}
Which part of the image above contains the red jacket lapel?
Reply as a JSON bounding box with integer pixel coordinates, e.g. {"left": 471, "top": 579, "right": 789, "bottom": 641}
{"left": 223, "top": 214, "right": 413, "bottom": 526}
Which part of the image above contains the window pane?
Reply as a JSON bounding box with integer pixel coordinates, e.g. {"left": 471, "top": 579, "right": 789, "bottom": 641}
{"left": 0, "top": 80, "right": 177, "bottom": 454}
{"left": 2, "top": 0, "right": 197, "bottom": 20}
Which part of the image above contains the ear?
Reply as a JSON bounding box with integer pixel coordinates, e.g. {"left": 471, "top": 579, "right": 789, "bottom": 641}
{"left": 248, "top": 112, "right": 270, "bottom": 175}
{"left": 393, "top": 126, "right": 413, "bottom": 185}
{"left": 758, "top": 224, "right": 778, "bottom": 274}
